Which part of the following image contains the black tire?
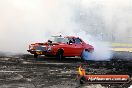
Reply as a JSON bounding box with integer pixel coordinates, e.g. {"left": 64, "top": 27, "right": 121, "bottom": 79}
{"left": 34, "top": 54, "right": 38, "bottom": 58}
{"left": 56, "top": 50, "right": 63, "bottom": 61}
{"left": 81, "top": 49, "right": 91, "bottom": 62}
{"left": 81, "top": 49, "right": 86, "bottom": 62}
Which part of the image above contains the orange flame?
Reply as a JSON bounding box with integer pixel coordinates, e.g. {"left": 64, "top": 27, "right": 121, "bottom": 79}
{"left": 78, "top": 66, "right": 86, "bottom": 76}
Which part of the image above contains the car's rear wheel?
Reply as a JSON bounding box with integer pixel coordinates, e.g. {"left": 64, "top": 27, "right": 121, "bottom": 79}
{"left": 81, "top": 49, "right": 90, "bottom": 61}
{"left": 56, "top": 49, "right": 63, "bottom": 61}
{"left": 34, "top": 54, "right": 38, "bottom": 58}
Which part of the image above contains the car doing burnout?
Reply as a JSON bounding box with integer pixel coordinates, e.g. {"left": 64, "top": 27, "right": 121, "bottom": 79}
{"left": 27, "top": 35, "right": 94, "bottom": 60}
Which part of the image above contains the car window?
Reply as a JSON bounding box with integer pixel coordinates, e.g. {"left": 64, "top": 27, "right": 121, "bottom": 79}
{"left": 52, "top": 37, "right": 69, "bottom": 43}
{"left": 75, "top": 38, "right": 82, "bottom": 44}
{"left": 68, "top": 38, "right": 75, "bottom": 43}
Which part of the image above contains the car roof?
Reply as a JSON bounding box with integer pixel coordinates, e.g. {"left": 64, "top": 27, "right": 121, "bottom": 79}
{"left": 51, "top": 35, "right": 79, "bottom": 39}
{"left": 65, "top": 36, "right": 78, "bottom": 38}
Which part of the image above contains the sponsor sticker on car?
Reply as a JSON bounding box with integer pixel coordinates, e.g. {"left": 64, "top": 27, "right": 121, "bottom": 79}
{"left": 36, "top": 51, "right": 42, "bottom": 55}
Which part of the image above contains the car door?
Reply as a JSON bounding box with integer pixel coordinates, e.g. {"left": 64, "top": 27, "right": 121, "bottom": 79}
{"left": 74, "top": 38, "right": 84, "bottom": 56}
{"left": 63, "top": 38, "right": 77, "bottom": 56}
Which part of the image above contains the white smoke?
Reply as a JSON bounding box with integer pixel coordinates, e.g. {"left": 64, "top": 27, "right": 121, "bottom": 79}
{"left": 0, "top": 0, "right": 77, "bottom": 53}
{"left": 77, "top": 31, "right": 112, "bottom": 61}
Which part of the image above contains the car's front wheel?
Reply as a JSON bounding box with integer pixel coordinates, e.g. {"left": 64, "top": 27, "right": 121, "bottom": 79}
{"left": 56, "top": 50, "right": 63, "bottom": 61}
{"left": 34, "top": 54, "right": 38, "bottom": 58}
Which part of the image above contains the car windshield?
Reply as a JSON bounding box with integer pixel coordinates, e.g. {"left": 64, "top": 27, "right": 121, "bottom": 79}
{"left": 51, "top": 37, "right": 69, "bottom": 43}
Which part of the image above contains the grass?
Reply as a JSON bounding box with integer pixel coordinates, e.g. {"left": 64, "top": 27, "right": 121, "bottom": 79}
{"left": 112, "top": 43, "right": 132, "bottom": 47}
{"left": 111, "top": 48, "right": 132, "bottom": 52}
{"left": 110, "top": 43, "right": 132, "bottom": 52}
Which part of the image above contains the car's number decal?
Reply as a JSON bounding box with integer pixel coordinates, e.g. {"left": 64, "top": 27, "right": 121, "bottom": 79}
{"left": 36, "top": 52, "right": 42, "bottom": 55}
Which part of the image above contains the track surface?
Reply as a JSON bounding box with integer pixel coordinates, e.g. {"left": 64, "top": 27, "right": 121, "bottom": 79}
{"left": 0, "top": 51, "right": 131, "bottom": 88}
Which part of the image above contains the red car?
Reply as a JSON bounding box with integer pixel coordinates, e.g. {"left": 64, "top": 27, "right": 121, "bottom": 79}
{"left": 27, "top": 35, "right": 94, "bottom": 60}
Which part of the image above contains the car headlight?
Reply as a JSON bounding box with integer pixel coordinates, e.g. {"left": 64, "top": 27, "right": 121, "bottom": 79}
{"left": 29, "top": 45, "right": 34, "bottom": 50}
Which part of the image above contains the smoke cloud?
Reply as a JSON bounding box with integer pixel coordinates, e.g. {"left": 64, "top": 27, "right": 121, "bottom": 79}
{"left": 0, "top": 0, "right": 77, "bottom": 53}
{"left": 77, "top": 31, "right": 112, "bottom": 61}
{"left": 0, "top": 0, "right": 131, "bottom": 60}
